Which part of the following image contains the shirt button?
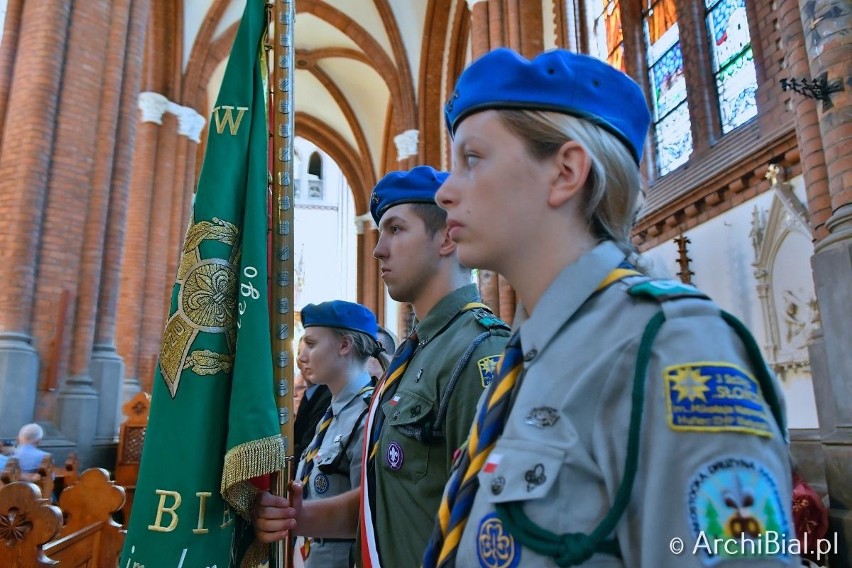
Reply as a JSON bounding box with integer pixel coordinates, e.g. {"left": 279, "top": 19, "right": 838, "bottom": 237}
{"left": 523, "top": 349, "right": 538, "bottom": 362}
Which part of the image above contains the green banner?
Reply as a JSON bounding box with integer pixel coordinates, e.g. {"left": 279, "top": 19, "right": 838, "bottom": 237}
{"left": 120, "top": 1, "right": 285, "bottom": 566}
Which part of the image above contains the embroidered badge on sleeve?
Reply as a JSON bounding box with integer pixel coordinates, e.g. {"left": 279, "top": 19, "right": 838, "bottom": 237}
{"left": 478, "top": 354, "right": 501, "bottom": 387}
{"left": 664, "top": 362, "right": 774, "bottom": 437}
{"left": 686, "top": 456, "right": 791, "bottom": 565}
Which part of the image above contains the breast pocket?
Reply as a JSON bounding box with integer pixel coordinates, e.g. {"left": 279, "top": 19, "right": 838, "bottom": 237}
{"left": 477, "top": 438, "right": 565, "bottom": 514}
{"left": 380, "top": 389, "right": 435, "bottom": 483}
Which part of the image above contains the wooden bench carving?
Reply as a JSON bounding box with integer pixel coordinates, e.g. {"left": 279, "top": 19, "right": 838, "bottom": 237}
{"left": 115, "top": 391, "right": 150, "bottom": 525}
{"left": 0, "top": 481, "right": 63, "bottom": 567}
{"left": 0, "top": 468, "right": 126, "bottom": 567}
{"left": 1, "top": 457, "right": 21, "bottom": 486}
{"left": 44, "top": 467, "right": 125, "bottom": 567}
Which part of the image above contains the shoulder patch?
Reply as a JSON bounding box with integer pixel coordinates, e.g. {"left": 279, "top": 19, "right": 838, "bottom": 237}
{"left": 477, "top": 354, "right": 501, "bottom": 387}
{"left": 471, "top": 308, "right": 510, "bottom": 332}
{"left": 628, "top": 280, "right": 709, "bottom": 302}
{"left": 686, "top": 456, "right": 791, "bottom": 564}
{"left": 664, "top": 362, "right": 774, "bottom": 438}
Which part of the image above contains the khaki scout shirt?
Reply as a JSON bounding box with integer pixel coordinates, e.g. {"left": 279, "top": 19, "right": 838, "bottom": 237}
{"left": 296, "top": 372, "right": 372, "bottom": 568}
{"left": 456, "top": 241, "right": 796, "bottom": 567}
{"left": 372, "top": 284, "right": 510, "bottom": 567}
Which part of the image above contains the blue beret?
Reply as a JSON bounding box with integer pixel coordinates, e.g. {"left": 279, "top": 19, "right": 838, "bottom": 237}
{"left": 445, "top": 48, "right": 651, "bottom": 164}
{"left": 301, "top": 301, "right": 378, "bottom": 340}
{"left": 369, "top": 166, "right": 449, "bottom": 225}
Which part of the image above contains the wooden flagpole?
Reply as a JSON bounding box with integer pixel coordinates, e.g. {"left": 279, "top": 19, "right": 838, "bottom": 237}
{"left": 269, "top": 0, "right": 296, "bottom": 566}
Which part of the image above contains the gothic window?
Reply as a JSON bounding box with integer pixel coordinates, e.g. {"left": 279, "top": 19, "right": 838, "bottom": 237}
{"left": 644, "top": 0, "right": 692, "bottom": 176}
{"left": 705, "top": 0, "right": 758, "bottom": 133}
{"left": 592, "top": 0, "right": 625, "bottom": 71}
{"left": 307, "top": 151, "right": 323, "bottom": 199}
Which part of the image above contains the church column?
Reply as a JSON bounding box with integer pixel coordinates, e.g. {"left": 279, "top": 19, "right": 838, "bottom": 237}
{"left": 391, "top": 129, "right": 422, "bottom": 335}
{"left": 467, "top": 0, "right": 490, "bottom": 57}
{"left": 56, "top": 0, "right": 135, "bottom": 463}
{"left": 93, "top": 0, "right": 150, "bottom": 439}
{"left": 165, "top": 104, "right": 205, "bottom": 315}
{"left": 116, "top": 91, "right": 168, "bottom": 400}
{"left": 797, "top": 0, "right": 852, "bottom": 561}
{"left": 0, "top": 0, "right": 72, "bottom": 439}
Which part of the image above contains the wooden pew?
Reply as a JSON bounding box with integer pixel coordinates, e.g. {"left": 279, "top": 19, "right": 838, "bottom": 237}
{"left": 1, "top": 456, "right": 21, "bottom": 486}
{"left": 44, "top": 468, "right": 125, "bottom": 567}
{"left": 115, "top": 391, "right": 150, "bottom": 525}
{"left": 0, "top": 481, "right": 63, "bottom": 567}
{"left": 0, "top": 468, "right": 125, "bottom": 568}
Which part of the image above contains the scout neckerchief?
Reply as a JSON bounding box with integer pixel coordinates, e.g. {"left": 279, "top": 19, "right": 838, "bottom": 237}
{"left": 359, "top": 301, "right": 491, "bottom": 568}
{"left": 423, "top": 267, "right": 640, "bottom": 568}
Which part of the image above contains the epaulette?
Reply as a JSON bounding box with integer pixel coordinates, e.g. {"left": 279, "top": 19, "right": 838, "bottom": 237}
{"left": 627, "top": 279, "right": 710, "bottom": 302}
{"left": 471, "top": 307, "right": 510, "bottom": 332}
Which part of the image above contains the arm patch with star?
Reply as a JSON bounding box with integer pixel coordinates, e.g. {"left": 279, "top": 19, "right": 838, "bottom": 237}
{"left": 477, "top": 354, "right": 501, "bottom": 387}
{"left": 664, "top": 362, "right": 774, "bottom": 438}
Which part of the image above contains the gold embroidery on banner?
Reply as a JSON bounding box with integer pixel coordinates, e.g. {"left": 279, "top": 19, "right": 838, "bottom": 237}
{"left": 160, "top": 215, "right": 241, "bottom": 398}
{"left": 183, "top": 349, "right": 234, "bottom": 376}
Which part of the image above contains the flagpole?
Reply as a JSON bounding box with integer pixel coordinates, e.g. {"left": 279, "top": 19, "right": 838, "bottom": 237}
{"left": 269, "top": 0, "right": 296, "bottom": 567}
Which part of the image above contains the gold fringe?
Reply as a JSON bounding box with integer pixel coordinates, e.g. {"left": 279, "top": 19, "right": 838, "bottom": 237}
{"left": 222, "top": 434, "right": 287, "bottom": 518}
{"left": 239, "top": 537, "right": 270, "bottom": 568}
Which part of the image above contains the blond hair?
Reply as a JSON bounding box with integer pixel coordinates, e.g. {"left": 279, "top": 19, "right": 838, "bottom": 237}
{"left": 497, "top": 110, "right": 644, "bottom": 260}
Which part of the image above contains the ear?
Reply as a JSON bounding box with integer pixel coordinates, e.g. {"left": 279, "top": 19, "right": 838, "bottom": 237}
{"left": 338, "top": 334, "right": 354, "bottom": 357}
{"left": 547, "top": 140, "right": 591, "bottom": 209}
{"left": 436, "top": 225, "right": 458, "bottom": 258}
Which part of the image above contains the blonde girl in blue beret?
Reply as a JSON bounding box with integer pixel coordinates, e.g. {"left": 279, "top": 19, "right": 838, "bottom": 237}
{"left": 425, "top": 48, "right": 796, "bottom": 567}
{"left": 293, "top": 300, "right": 381, "bottom": 568}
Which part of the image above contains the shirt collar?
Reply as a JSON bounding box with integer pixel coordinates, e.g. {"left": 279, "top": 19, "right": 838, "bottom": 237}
{"left": 330, "top": 371, "right": 372, "bottom": 415}
{"left": 518, "top": 241, "right": 626, "bottom": 354}
{"left": 304, "top": 383, "right": 320, "bottom": 400}
{"left": 413, "top": 284, "right": 480, "bottom": 344}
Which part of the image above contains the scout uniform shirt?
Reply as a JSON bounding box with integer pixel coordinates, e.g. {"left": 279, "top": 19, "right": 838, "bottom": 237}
{"left": 370, "top": 284, "right": 510, "bottom": 567}
{"left": 456, "top": 241, "right": 796, "bottom": 567}
{"left": 296, "top": 372, "right": 373, "bottom": 567}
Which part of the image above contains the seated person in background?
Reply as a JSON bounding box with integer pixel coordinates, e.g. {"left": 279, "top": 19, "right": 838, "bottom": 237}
{"left": 13, "top": 423, "right": 50, "bottom": 473}
{"left": 293, "top": 337, "right": 332, "bottom": 463}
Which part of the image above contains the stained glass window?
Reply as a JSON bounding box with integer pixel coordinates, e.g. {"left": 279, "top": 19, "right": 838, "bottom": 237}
{"left": 706, "top": 0, "right": 757, "bottom": 133}
{"left": 592, "top": 1, "right": 624, "bottom": 71}
{"left": 644, "top": 0, "right": 691, "bottom": 175}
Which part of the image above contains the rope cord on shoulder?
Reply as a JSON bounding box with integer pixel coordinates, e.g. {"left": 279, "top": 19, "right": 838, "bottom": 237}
{"left": 720, "top": 311, "right": 785, "bottom": 433}
{"left": 495, "top": 311, "right": 666, "bottom": 566}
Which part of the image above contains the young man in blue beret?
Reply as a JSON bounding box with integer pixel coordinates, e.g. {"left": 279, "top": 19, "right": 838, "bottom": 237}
{"left": 254, "top": 166, "right": 511, "bottom": 567}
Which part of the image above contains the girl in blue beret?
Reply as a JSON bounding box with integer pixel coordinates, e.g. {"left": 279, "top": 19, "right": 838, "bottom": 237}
{"left": 294, "top": 300, "right": 383, "bottom": 567}
{"left": 426, "top": 48, "right": 795, "bottom": 567}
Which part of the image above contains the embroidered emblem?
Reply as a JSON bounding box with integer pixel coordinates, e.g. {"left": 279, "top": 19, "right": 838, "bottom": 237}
{"left": 390, "top": 395, "right": 401, "bottom": 406}
{"left": 524, "top": 464, "right": 546, "bottom": 491}
{"left": 525, "top": 407, "right": 559, "bottom": 428}
{"left": 410, "top": 404, "right": 422, "bottom": 418}
{"left": 491, "top": 476, "right": 506, "bottom": 495}
{"left": 687, "top": 456, "right": 790, "bottom": 564}
{"left": 160, "top": 215, "right": 241, "bottom": 397}
{"left": 477, "top": 512, "right": 520, "bottom": 568}
{"left": 445, "top": 89, "right": 460, "bottom": 113}
{"left": 483, "top": 453, "right": 503, "bottom": 473}
{"left": 386, "top": 441, "right": 404, "bottom": 471}
{"left": 313, "top": 473, "right": 329, "bottom": 495}
{"left": 478, "top": 355, "right": 501, "bottom": 387}
{"left": 664, "top": 362, "right": 774, "bottom": 437}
